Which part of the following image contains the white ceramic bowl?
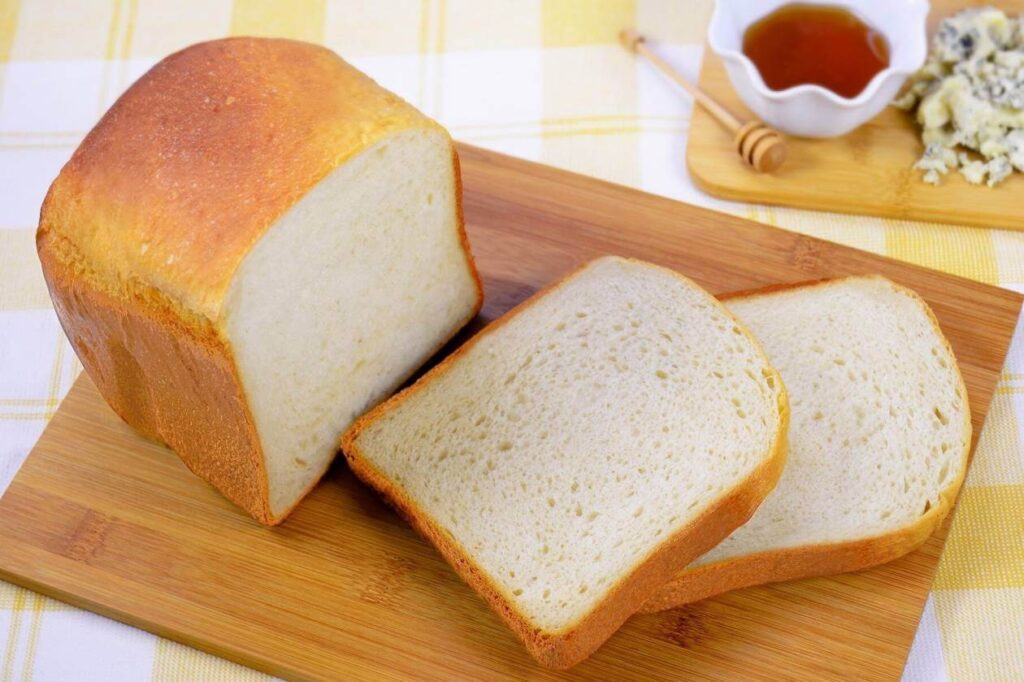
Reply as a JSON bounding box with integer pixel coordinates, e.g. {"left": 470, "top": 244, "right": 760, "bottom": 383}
{"left": 708, "top": 0, "right": 929, "bottom": 138}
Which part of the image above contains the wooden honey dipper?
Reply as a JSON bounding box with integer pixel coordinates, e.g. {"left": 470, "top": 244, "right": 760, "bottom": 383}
{"left": 619, "top": 29, "right": 786, "bottom": 173}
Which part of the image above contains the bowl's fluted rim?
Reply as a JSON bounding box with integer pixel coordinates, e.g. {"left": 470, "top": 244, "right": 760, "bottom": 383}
{"left": 708, "top": 0, "right": 930, "bottom": 108}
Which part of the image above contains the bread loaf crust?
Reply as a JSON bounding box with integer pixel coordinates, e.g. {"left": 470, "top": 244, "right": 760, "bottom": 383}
{"left": 37, "top": 230, "right": 274, "bottom": 522}
{"left": 639, "top": 510, "right": 946, "bottom": 612}
{"left": 342, "top": 258, "right": 789, "bottom": 668}
{"left": 641, "top": 276, "right": 971, "bottom": 612}
{"left": 39, "top": 37, "right": 446, "bottom": 321}
{"left": 37, "top": 37, "right": 482, "bottom": 525}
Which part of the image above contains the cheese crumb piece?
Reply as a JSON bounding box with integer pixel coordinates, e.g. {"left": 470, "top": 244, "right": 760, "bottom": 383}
{"left": 898, "top": 7, "right": 1024, "bottom": 187}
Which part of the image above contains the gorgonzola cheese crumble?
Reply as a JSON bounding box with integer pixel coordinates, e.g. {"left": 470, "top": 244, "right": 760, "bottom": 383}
{"left": 895, "top": 7, "right": 1024, "bottom": 187}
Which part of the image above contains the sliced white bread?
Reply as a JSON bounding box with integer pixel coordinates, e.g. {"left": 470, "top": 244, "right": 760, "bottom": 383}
{"left": 37, "top": 38, "right": 482, "bottom": 524}
{"left": 642, "top": 275, "right": 971, "bottom": 612}
{"left": 342, "top": 256, "right": 788, "bottom": 668}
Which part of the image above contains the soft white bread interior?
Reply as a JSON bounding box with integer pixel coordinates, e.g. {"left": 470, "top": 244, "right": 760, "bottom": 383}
{"left": 225, "top": 128, "right": 480, "bottom": 519}
{"left": 343, "top": 256, "right": 788, "bottom": 668}
{"left": 643, "top": 276, "right": 971, "bottom": 612}
{"left": 36, "top": 38, "right": 482, "bottom": 525}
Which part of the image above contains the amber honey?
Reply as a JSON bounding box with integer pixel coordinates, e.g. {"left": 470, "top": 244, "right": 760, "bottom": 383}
{"left": 742, "top": 4, "right": 890, "bottom": 99}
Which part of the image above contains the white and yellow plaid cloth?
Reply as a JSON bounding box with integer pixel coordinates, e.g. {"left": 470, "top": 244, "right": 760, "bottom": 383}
{"left": 1, "top": 1, "right": 1021, "bottom": 679}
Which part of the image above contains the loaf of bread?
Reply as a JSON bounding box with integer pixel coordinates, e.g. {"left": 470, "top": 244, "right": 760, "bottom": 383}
{"left": 342, "top": 256, "right": 788, "bottom": 668}
{"left": 642, "top": 276, "right": 970, "bottom": 611}
{"left": 37, "top": 38, "right": 482, "bottom": 525}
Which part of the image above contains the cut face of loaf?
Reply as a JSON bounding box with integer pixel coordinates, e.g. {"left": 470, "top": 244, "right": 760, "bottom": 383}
{"left": 223, "top": 129, "right": 479, "bottom": 518}
{"left": 343, "top": 256, "right": 788, "bottom": 669}
{"left": 36, "top": 38, "right": 482, "bottom": 524}
{"left": 642, "top": 276, "right": 971, "bottom": 612}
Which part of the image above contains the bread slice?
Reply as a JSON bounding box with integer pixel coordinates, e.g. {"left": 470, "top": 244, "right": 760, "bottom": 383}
{"left": 36, "top": 38, "right": 482, "bottom": 525}
{"left": 342, "top": 256, "right": 788, "bottom": 668}
{"left": 642, "top": 276, "right": 971, "bottom": 612}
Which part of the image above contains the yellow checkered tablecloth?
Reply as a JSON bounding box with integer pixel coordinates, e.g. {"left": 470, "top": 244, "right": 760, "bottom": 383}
{"left": 0, "top": 1, "right": 1021, "bottom": 679}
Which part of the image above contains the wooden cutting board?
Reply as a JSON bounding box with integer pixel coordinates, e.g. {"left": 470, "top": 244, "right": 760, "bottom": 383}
{"left": 686, "top": 0, "right": 1024, "bottom": 231}
{"left": 0, "top": 144, "right": 1019, "bottom": 681}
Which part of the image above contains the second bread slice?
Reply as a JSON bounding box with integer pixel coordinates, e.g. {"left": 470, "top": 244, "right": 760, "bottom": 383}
{"left": 642, "top": 276, "right": 971, "bottom": 612}
{"left": 342, "top": 256, "right": 788, "bottom": 668}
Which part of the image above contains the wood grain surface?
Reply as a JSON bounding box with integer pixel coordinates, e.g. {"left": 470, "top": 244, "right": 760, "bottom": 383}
{"left": 686, "top": 0, "right": 1024, "bottom": 230}
{"left": 0, "top": 144, "right": 1020, "bottom": 680}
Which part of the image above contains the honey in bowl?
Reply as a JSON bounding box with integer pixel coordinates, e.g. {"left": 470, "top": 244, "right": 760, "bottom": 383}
{"left": 742, "top": 4, "right": 890, "bottom": 99}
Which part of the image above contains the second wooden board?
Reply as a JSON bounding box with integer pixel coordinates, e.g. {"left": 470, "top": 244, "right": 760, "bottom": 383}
{"left": 686, "top": 0, "right": 1024, "bottom": 231}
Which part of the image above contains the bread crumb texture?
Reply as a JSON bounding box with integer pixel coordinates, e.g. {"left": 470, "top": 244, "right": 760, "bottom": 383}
{"left": 693, "top": 276, "right": 970, "bottom": 567}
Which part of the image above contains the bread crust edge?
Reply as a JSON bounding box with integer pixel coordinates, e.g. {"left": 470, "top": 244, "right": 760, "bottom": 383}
{"left": 36, "top": 225, "right": 278, "bottom": 523}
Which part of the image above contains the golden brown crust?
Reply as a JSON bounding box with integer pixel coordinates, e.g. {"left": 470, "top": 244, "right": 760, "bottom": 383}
{"left": 37, "top": 229, "right": 274, "bottom": 523}
{"left": 37, "top": 37, "right": 480, "bottom": 525}
{"left": 717, "top": 277, "right": 833, "bottom": 302}
{"left": 450, "top": 147, "right": 485, "bottom": 314}
{"left": 39, "top": 37, "right": 440, "bottom": 322}
{"left": 342, "top": 257, "right": 788, "bottom": 668}
{"left": 642, "top": 275, "right": 972, "bottom": 612}
{"left": 639, "top": 507, "right": 950, "bottom": 612}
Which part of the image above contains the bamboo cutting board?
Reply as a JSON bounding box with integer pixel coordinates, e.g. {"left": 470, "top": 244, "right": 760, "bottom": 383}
{"left": 0, "top": 144, "right": 1020, "bottom": 681}
{"left": 686, "top": 0, "right": 1024, "bottom": 231}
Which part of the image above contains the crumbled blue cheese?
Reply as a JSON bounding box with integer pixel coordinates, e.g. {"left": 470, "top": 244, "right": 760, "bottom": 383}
{"left": 913, "top": 143, "right": 959, "bottom": 185}
{"left": 987, "top": 156, "right": 1013, "bottom": 185}
{"left": 896, "top": 7, "right": 1024, "bottom": 186}
{"left": 959, "top": 157, "right": 988, "bottom": 184}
